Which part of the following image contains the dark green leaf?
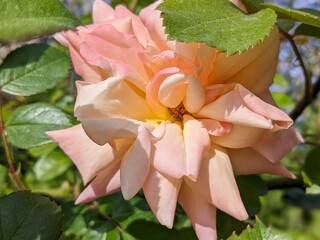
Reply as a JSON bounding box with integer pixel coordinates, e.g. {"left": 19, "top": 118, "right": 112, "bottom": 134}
{"left": 217, "top": 210, "right": 247, "bottom": 240}
{"left": 295, "top": 24, "right": 320, "bottom": 38}
{"left": 0, "top": 191, "right": 62, "bottom": 240}
{"left": 126, "top": 220, "right": 197, "bottom": 240}
{"left": 34, "top": 149, "right": 71, "bottom": 181}
{"left": 227, "top": 217, "right": 289, "bottom": 240}
{"left": 304, "top": 147, "right": 320, "bottom": 185}
{"left": 277, "top": 19, "right": 295, "bottom": 32}
{"left": 237, "top": 175, "right": 267, "bottom": 216}
{"left": 5, "top": 103, "right": 72, "bottom": 149}
{"left": 158, "top": 0, "right": 277, "bottom": 55}
{"left": 283, "top": 188, "right": 320, "bottom": 210}
{"left": 0, "top": 0, "right": 79, "bottom": 42}
{"left": 261, "top": 4, "right": 320, "bottom": 28}
{"left": 0, "top": 44, "right": 71, "bottom": 96}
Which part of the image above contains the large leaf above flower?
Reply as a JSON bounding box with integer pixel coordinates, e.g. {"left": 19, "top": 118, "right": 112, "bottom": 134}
{"left": 158, "top": 0, "right": 277, "bottom": 55}
{"left": 0, "top": 0, "right": 80, "bottom": 42}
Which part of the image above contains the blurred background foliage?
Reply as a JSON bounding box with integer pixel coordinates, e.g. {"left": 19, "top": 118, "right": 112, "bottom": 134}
{"left": 0, "top": 0, "right": 320, "bottom": 239}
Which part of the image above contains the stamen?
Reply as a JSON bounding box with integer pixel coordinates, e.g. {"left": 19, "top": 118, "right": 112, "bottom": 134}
{"left": 168, "top": 103, "right": 189, "bottom": 121}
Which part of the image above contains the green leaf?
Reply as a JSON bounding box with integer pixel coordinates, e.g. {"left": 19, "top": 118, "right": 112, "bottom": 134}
{"left": 260, "top": 4, "right": 320, "bottom": 28}
{"left": 0, "top": 44, "right": 71, "bottom": 96}
{"left": 271, "top": 92, "right": 294, "bottom": 109}
{"left": 0, "top": 191, "right": 62, "bottom": 240}
{"left": 0, "top": 0, "right": 79, "bottom": 42}
{"left": 5, "top": 103, "right": 72, "bottom": 149}
{"left": 34, "top": 149, "right": 71, "bottom": 181}
{"left": 227, "top": 217, "right": 289, "bottom": 240}
{"left": 304, "top": 147, "right": 320, "bottom": 185}
{"left": 158, "top": 0, "right": 277, "bottom": 55}
{"left": 295, "top": 24, "right": 320, "bottom": 38}
{"left": 237, "top": 175, "right": 267, "bottom": 216}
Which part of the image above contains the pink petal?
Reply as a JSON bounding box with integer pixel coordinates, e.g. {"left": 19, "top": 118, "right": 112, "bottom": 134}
{"left": 120, "top": 128, "right": 152, "bottom": 200}
{"left": 74, "top": 77, "right": 154, "bottom": 120}
{"left": 183, "top": 76, "right": 205, "bottom": 113}
{"left": 178, "top": 183, "right": 217, "bottom": 240}
{"left": 236, "top": 85, "right": 292, "bottom": 128}
{"left": 183, "top": 115, "right": 210, "bottom": 180}
{"left": 139, "top": 1, "right": 168, "bottom": 50}
{"left": 252, "top": 128, "right": 304, "bottom": 163}
{"left": 146, "top": 67, "right": 180, "bottom": 118}
{"left": 158, "top": 73, "right": 188, "bottom": 108}
{"left": 152, "top": 122, "right": 186, "bottom": 179}
{"left": 211, "top": 124, "right": 267, "bottom": 148}
{"left": 75, "top": 160, "right": 121, "bottom": 204}
{"left": 196, "top": 85, "right": 273, "bottom": 129}
{"left": 92, "top": 0, "right": 115, "bottom": 23}
{"left": 228, "top": 148, "right": 296, "bottom": 179}
{"left": 143, "top": 167, "right": 182, "bottom": 228}
{"left": 47, "top": 124, "right": 114, "bottom": 184}
{"left": 79, "top": 118, "right": 153, "bottom": 146}
{"left": 185, "top": 145, "right": 248, "bottom": 221}
{"left": 198, "top": 119, "right": 232, "bottom": 136}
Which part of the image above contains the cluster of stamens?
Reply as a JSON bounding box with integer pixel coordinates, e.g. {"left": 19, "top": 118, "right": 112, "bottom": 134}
{"left": 168, "top": 102, "right": 189, "bottom": 121}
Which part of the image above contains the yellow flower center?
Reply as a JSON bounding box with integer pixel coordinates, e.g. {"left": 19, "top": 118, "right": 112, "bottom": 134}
{"left": 168, "top": 103, "right": 189, "bottom": 121}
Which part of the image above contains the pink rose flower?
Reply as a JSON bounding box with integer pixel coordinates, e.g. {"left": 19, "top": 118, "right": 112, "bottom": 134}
{"left": 48, "top": 1, "right": 303, "bottom": 239}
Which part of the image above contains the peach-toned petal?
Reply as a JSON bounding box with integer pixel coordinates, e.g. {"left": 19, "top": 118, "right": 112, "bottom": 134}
{"left": 211, "top": 124, "right": 267, "bottom": 148}
{"left": 236, "top": 85, "right": 292, "bottom": 128}
{"left": 121, "top": 128, "right": 152, "bottom": 200}
{"left": 183, "top": 76, "right": 205, "bottom": 113}
{"left": 80, "top": 118, "right": 154, "bottom": 145}
{"left": 143, "top": 168, "right": 182, "bottom": 228}
{"left": 92, "top": 0, "right": 115, "bottom": 23}
{"left": 252, "top": 128, "right": 304, "bottom": 163}
{"left": 139, "top": 1, "right": 168, "bottom": 50}
{"left": 146, "top": 67, "right": 180, "bottom": 118}
{"left": 152, "top": 122, "right": 186, "bottom": 179}
{"left": 208, "top": 27, "right": 280, "bottom": 95}
{"left": 158, "top": 73, "right": 188, "bottom": 108}
{"left": 46, "top": 124, "right": 114, "bottom": 184}
{"left": 178, "top": 183, "right": 217, "bottom": 240}
{"left": 75, "top": 77, "right": 154, "bottom": 120}
{"left": 228, "top": 148, "right": 295, "bottom": 179}
{"left": 185, "top": 145, "right": 248, "bottom": 221}
{"left": 75, "top": 160, "right": 121, "bottom": 204}
{"left": 196, "top": 86, "right": 273, "bottom": 129}
{"left": 183, "top": 115, "right": 210, "bottom": 180}
{"left": 198, "top": 119, "right": 232, "bottom": 136}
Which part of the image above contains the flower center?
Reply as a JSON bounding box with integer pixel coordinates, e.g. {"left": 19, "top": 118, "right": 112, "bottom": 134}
{"left": 168, "top": 103, "right": 189, "bottom": 121}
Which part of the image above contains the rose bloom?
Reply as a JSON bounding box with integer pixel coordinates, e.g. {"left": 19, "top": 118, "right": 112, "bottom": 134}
{"left": 48, "top": 0, "right": 303, "bottom": 239}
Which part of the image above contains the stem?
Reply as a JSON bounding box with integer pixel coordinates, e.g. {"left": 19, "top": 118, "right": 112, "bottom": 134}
{"left": 266, "top": 176, "right": 304, "bottom": 190}
{"left": 279, "top": 30, "right": 320, "bottom": 120}
{"left": 290, "top": 76, "right": 320, "bottom": 120}
{"left": 281, "top": 30, "right": 311, "bottom": 102}
{"left": 0, "top": 102, "right": 25, "bottom": 190}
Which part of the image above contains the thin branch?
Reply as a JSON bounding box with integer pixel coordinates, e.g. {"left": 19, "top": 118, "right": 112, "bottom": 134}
{"left": 280, "top": 30, "right": 312, "bottom": 102}
{"left": 290, "top": 75, "right": 320, "bottom": 120}
{"left": 304, "top": 141, "right": 320, "bottom": 147}
{"left": 0, "top": 102, "right": 25, "bottom": 190}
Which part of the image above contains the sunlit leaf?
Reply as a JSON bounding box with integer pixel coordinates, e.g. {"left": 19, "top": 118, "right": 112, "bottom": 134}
{"left": 0, "top": 0, "right": 79, "bottom": 42}
{"left": 159, "top": 0, "right": 277, "bottom": 55}
{"left": 0, "top": 191, "right": 62, "bottom": 240}
{"left": 5, "top": 103, "right": 72, "bottom": 149}
{"left": 34, "top": 149, "right": 72, "bottom": 181}
{"left": 261, "top": 4, "right": 320, "bottom": 28}
{"left": 0, "top": 44, "right": 71, "bottom": 96}
{"left": 227, "top": 217, "right": 289, "bottom": 240}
